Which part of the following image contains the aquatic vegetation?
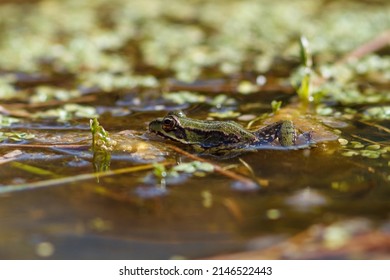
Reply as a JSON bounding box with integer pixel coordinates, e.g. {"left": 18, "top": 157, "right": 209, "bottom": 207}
{"left": 0, "top": 132, "right": 35, "bottom": 142}
{"left": 33, "top": 104, "right": 98, "bottom": 121}
{"left": 0, "top": 114, "right": 20, "bottom": 127}
{"left": 363, "top": 106, "right": 390, "bottom": 121}
{"left": 30, "top": 86, "right": 82, "bottom": 103}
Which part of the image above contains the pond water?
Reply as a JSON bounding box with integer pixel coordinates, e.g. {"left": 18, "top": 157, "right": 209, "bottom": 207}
{"left": 1, "top": 88, "right": 389, "bottom": 259}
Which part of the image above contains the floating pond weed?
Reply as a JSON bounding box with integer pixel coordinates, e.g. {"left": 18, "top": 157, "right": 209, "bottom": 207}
{"left": 237, "top": 80, "right": 258, "bottom": 95}
{"left": 340, "top": 138, "right": 389, "bottom": 159}
{"left": 163, "top": 91, "right": 206, "bottom": 105}
{"left": 172, "top": 161, "right": 214, "bottom": 174}
{"left": 34, "top": 104, "right": 98, "bottom": 122}
{"left": 0, "top": 76, "right": 17, "bottom": 100}
{"left": 0, "top": 132, "right": 35, "bottom": 142}
{"left": 147, "top": 161, "right": 215, "bottom": 187}
{"left": 0, "top": 114, "right": 20, "bottom": 127}
{"left": 362, "top": 106, "right": 390, "bottom": 121}
{"left": 31, "top": 86, "right": 81, "bottom": 103}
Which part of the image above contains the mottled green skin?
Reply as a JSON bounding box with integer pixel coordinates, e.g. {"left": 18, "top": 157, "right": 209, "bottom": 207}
{"left": 148, "top": 111, "right": 298, "bottom": 153}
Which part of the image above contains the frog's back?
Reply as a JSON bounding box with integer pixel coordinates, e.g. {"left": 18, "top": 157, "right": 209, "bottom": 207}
{"left": 178, "top": 117, "right": 256, "bottom": 148}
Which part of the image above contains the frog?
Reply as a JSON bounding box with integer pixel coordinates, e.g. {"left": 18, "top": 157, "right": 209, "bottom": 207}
{"left": 148, "top": 111, "right": 311, "bottom": 155}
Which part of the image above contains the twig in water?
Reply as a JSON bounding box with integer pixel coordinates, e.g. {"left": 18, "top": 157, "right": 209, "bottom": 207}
{"left": 358, "top": 120, "right": 390, "bottom": 135}
{"left": 0, "top": 150, "right": 23, "bottom": 165}
{"left": 168, "top": 144, "right": 257, "bottom": 188}
{"left": 239, "top": 158, "right": 269, "bottom": 187}
{"left": 350, "top": 134, "right": 385, "bottom": 146}
{"left": 337, "top": 30, "right": 390, "bottom": 64}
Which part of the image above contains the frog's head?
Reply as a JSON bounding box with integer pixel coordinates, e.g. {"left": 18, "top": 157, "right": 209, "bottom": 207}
{"left": 148, "top": 111, "right": 190, "bottom": 144}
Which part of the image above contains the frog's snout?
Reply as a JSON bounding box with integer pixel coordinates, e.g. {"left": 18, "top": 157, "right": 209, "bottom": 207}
{"left": 148, "top": 119, "right": 162, "bottom": 133}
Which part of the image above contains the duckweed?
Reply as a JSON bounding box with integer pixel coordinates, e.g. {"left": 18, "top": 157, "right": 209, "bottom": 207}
{"left": 80, "top": 73, "right": 159, "bottom": 92}
{"left": 316, "top": 106, "right": 334, "bottom": 116}
{"left": 163, "top": 91, "right": 206, "bottom": 105}
{"left": 34, "top": 104, "right": 98, "bottom": 121}
{"left": 150, "top": 161, "right": 214, "bottom": 185}
{"left": 360, "top": 150, "right": 381, "bottom": 159}
{"left": 341, "top": 150, "right": 360, "bottom": 157}
{"left": 341, "top": 140, "right": 388, "bottom": 159}
{"left": 237, "top": 81, "right": 258, "bottom": 95}
{"left": 362, "top": 106, "right": 390, "bottom": 121}
{"left": 350, "top": 141, "right": 364, "bottom": 149}
{"left": 209, "top": 94, "right": 237, "bottom": 108}
{"left": 0, "top": 0, "right": 386, "bottom": 80}
{"left": 173, "top": 161, "right": 214, "bottom": 174}
{"left": 338, "top": 138, "right": 348, "bottom": 146}
{"left": 366, "top": 144, "right": 381, "bottom": 151}
{"left": 0, "top": 132, "right": 35, "bottom": 142}
{"left": 31, "top": 86, "right": 81, "bottom": 103}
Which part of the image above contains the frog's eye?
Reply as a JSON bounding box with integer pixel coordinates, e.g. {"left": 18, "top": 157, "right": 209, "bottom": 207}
{"left": 162, "top": 117, "right": 176, "bottom": 131}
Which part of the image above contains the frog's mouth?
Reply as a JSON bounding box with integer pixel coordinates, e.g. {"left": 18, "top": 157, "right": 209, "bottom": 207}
{"left": 148, "top": 120, "right": 174, "bottom": 140}
{"left": 148, "top": 119, "right": 163, "bottom": 133}
{"left": 148, "top": 120, "right": 189, "bottom": 145}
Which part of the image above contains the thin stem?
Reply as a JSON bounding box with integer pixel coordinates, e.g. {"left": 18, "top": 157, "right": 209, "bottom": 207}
{"left": 0, "top": 162, "right": 172, "bottom": 194}
{"left": 0, "top": 143, "right": 89, "bottom": 149}
{"left": 337, "top": 30, "right": 390, "bottom": 64}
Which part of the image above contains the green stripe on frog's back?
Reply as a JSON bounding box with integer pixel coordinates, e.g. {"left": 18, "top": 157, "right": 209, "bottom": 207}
{"left": 175, "top": 116, "right": 257, "bottom": 148}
